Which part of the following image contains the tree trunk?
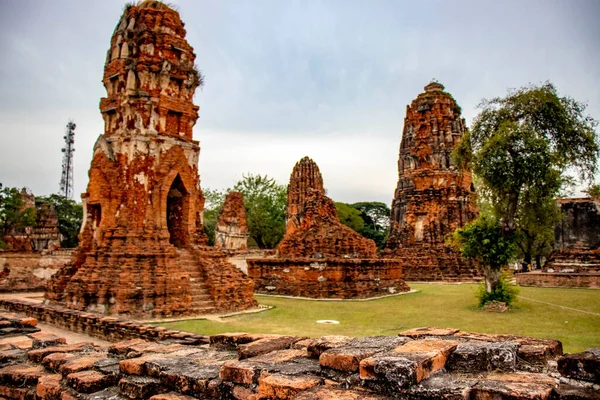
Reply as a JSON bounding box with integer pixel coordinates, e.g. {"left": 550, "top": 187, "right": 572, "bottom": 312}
{"left": 535, "top": 254, "right": 542, "bottom": 270}
{"left": 254, "top": 236, "right": 266, "bottom": 249}
{"left": 505, "top": 191, "right": 519, "bottom": 231}
{"left": 484, "top": 266, "right": 501, "bottom": 293}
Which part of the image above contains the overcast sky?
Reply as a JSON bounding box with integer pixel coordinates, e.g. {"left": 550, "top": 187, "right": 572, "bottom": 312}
{"left": 0, "top": 0, "right": 598, "bottom": 205}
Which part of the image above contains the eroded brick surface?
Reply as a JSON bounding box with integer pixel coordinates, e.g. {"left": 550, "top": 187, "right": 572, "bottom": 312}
{"left": 558, "top": 348, "right": 600, "bottom": 383}
{"left": 384, "top": 82, "right": 481, "bottom": 282}
{"left": 44, "top": 0, "right": 256, "bottom": 319}
{"left": 215, "top": 192, "right": 249, "bottom": 250}
{"left": 1, "top": 315, "right": 595, "bottom": 400}
{"left": 248, "top": 157, "right": 410, "bottom": 299}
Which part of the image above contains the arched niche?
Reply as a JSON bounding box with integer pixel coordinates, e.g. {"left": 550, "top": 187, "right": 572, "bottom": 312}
{"left": 166, "top": 174, "right": 190, "bottom": 247}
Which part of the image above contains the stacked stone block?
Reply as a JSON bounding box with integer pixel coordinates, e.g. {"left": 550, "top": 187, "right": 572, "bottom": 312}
{"left": 0, "top": 306, "right": 597, "bottom": 400}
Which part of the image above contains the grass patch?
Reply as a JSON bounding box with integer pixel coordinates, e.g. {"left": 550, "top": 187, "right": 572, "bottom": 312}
{"left": 160, "top": 284, "right": 600, "bottom": 353}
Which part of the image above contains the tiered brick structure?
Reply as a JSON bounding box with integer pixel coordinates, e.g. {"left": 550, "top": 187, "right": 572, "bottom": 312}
{"left": 45, "top": 0, "right": 256, "bottom": 317}
{"left": 385, "top": 82, "right": 481, "bottom": 281}
{"left": 215, "top": 192, "right": 249, "bottom": 250}
{"left": 517, "top": 197, "right": 600, "bottom": 288}
{"left": 248, "top": 157, "right": 409, "bottom": 298}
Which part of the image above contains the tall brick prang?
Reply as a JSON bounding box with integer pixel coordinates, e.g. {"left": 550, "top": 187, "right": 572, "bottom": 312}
{"left": 285, "top": 156, "right": 325, "bottom": 236}
{"left": 45, "top": 1, "right": 256, "bottom": 317}
{"left": 385, "top": 82, "right": 481, "bottom": 281}
{"left": 248, "top": 157, "right": 409, "bottom": 298}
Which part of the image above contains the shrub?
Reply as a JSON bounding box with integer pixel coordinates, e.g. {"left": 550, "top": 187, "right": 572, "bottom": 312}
{"left": 477, "top": 270, "right": 519, "bottom": 307}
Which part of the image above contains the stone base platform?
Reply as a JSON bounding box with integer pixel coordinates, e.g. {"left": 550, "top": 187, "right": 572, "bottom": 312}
{"left": 0, "top": 307, "right": 599, "bottom": 400}
{"left": 516, "top": 271, "right": 600, "bottom": 288}
{"left": 385, "top": 246, "right": 483, "bottom": 282}
{"left": 246, "top": 258, "right": 410, "bottom": 298}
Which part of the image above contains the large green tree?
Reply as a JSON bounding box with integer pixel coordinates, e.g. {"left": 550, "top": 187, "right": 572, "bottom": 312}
{"left": 0, "top": 184, "right": 37, "bottom": 249}
{"left": 334, "top": 201, "right": 391, "bottom": 249}
{"left": 352, "top": 202, "right": 391, "bottom": 249}
{"left": 36, "top": 194, "right": 83, "bottom": 248}
{"left": 455, "top": 82, "right": 599, "bottom": 293}
{"left": 334, "top": 202, "right": 365, "bottom": 232}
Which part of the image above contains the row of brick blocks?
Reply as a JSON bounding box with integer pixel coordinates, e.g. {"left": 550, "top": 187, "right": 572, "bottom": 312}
{"left": 0, "top": 305, "right": 598, "bottom": 399}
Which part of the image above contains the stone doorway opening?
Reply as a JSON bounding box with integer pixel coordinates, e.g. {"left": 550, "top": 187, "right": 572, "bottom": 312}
{"left": 167, "top": 174, "right": 189, "bottom": 248}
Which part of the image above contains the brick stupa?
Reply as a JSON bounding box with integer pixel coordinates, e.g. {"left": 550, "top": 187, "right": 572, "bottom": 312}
{"left": 46, "top": 1, "right": 256, "bottom": 317}
{"left": 385, "top": 82, "right": 481, "bottom": 281}
{"left": 214, "top": 191, "right": 249, "bottom": 250}
{"left": 247, "top": 157, "right": 410, "bottom": 298}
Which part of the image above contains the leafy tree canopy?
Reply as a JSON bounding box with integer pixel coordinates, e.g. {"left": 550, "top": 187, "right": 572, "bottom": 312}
{"left": 334, "top": 202, "right": 364, "bottom": 233}
{"left": 0, "top": 184, "right": 37, "bottom": 249}
{"left": 454, "top": 82, "right": 599, "bottom": 286}
{"left": 456, "top": 82, "right": 599, "bottom": 230}
{"left": 584, "top": 184, "right": 600, "bottom": 198}
{"left": 334, "top": 201, "right": 391, "bottom": 249}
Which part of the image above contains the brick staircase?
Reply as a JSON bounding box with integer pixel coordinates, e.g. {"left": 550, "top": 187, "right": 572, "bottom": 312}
{"left": 175, "top": 248, "right": 217, "bottom": 315}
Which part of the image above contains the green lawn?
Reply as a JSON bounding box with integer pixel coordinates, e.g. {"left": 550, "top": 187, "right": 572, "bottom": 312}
{"left": 160, "top": 284, "right": 600, "bottom": 353}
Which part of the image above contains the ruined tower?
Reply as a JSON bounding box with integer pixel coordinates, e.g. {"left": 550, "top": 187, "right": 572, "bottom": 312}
{"left": 385, "top": 82, "right": 481, "bottom": 281}
{"left": 278, "top": 157, "right": 378, "bottom": 258}
{"left": 285, "top": 156, "right": 325, "bottom": 236}
{"left": 247, "top": 156, "right": 410, "bottom": 298}
{"left": 46, "top": 1, "right": 256, "bottom": 317}
{"left": 214, "top": 191, "right": 249, "bottom": 250}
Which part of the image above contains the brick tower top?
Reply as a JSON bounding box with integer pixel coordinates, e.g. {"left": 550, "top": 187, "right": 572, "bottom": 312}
{"left": 285, "top": 156, "right": 326, "bottom": 235}
{"left": 100, "top": 0, "right": 201, "bottom": 142}
{"left": 386, "top": 82, "right": 477, "bottom": 250}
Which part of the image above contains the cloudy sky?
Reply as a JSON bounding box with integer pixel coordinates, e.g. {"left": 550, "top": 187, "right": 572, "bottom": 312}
{"left": 0, "top": 0, "right": 598, "bottom": 204}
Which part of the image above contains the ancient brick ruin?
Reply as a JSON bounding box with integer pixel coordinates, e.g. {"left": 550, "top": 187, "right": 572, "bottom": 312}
{"left": 1, "top": 189, "right": 62, "bottom": 253}
{"left": 215, "top": 192, "right": 249, "bottom": 250}
{"left": 385, "top": 82, "right": 481, "bottom": 281}
{"left": 45, "top": 0, "right": 256, "bottom": 318}
{"left": 248, "top": 157, "right": 410, "bottom": 298}
{"left": 0, "top": 302, "right": 598, "bottom": 400}
{"left": 517, "top": 197, "right": 600, "bottom": 288}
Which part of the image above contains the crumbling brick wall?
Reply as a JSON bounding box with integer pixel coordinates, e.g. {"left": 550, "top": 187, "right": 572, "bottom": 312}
{"left": 215, "top": 191, "right": 249, "bottom": 250}
{"left": 45, "top": 1, "right": 256, "bottom": 318}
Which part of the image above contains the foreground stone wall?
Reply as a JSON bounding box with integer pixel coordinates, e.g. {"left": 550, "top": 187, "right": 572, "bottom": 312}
{"left": 0, "top": 305, "right": 598, "bottom": 400}
{"left": 247, "top": 258, "right": 410, "bottom": 298}
{"left": 0, "top": 251, "right": 74, "bottom": 292}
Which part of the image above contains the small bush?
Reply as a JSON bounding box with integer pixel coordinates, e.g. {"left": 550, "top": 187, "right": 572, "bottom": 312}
{"left": 477, "top": 270, "right": 519, "bottom": 307}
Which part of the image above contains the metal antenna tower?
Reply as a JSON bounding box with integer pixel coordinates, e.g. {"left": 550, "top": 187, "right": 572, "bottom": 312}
{"left": 60, "top": 121, "right": 76, "bottom": 199}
